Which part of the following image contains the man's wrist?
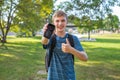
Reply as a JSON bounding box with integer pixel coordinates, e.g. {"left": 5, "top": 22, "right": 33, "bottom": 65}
{"left": 69, "top": 47, "right": 75, "bottom": 54}
{"left": 41, "top": 36, "right": 49, "bottom": 45}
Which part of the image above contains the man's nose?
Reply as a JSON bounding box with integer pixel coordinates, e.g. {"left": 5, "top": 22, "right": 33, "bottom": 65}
{"left": 58, "top": 21, "right": 62, "bottom": 26}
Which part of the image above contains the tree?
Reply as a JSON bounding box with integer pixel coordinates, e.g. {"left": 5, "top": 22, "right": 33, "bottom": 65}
{"left": 57, "top": 0, "right": 120, "bottom": 34}
{"left": 12, "top": 0, "right": 54, "bottom": 37}
{"left": 59, "top": 0, "right": 120, "bottom": 19}
{"left": 68, "top": 15, "right": 96, "bottom": 39}
{"left": 104, "top": 14, "right": 120, "bottom": 32}
{"left": 80, "top": 16, "right": 96, "bottom": 39}
{"left": 0, "top": 0, "right": 18, "bottom": 43}
{"left": 0, "top": 0, "right": 54, "bottom": 43}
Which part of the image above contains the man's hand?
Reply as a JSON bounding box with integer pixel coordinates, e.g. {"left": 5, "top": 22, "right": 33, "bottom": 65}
{"left": 62, "top": 38, "right": 88, "bottom": 61}
{"left": 43, "top": 23, "right": 49, "bottom": 34}
{"left": 41, "top": 23, "right": 49, "bottom": 45}
{"left": 62, "top": 38, "right": 72, "bottom": 53}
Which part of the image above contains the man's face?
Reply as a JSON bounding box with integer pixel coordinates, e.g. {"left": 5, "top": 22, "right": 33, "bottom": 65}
{"left": 53, "top": 16, "right": 67, "bottom": 32}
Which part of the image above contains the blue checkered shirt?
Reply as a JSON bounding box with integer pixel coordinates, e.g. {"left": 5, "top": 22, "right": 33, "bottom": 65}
{"left": 45, "top": 33, "right": 84, "bottom": 80}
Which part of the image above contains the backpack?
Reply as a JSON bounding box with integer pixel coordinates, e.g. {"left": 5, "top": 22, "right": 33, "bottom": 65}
{"left": 44, "top": 33, "right": 74, "bottom": 72}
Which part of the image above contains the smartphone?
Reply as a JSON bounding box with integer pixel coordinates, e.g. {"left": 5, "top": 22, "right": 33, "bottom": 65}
{"left": 44, "top": 23, "right": 55, "bottom": 39}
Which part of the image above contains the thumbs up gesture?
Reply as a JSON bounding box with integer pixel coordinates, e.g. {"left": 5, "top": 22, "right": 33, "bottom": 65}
{"left": 62, "top": 38, "right": 72, "bottom": 53}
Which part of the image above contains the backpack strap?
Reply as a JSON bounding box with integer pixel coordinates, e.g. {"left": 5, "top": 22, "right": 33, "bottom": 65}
{"left": 46, "top": 33, "right": 75, "bottom": 72}
{"left": 67, "top": 34, "right": 75, "bottom": 64}
{"left": 68, "top": 34, "right": 74, "bottom": 47}
{"left": 48, "top": 34, "right": 56, "bottom": 67}
{"left": 49, "top": 33, "right": 75, "bottom": 65}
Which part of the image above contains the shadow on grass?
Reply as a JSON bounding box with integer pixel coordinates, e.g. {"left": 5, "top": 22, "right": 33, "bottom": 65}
{"left": 75, "top": 37, "right": 120, "bottom": 80}
{"left": 75, "top": 62, "right": 120, "bottom": 80}
{"left": 86, "top": 47, "right": 120, "bottom": 61}
{"left": 32, "top": 36, "right": 42, "bottom": 39}
{"left": 80, "top": 37, "right": 120, "bottom": 62}
{"left": 0, "top": 40, "right": 46, "bottom": 80}
{"left": 96, "top": 38, "right": 120, "bottom": 43}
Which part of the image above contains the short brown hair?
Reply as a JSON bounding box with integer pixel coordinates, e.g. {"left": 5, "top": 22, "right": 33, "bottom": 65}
{"left": 52, "top": 10, "right": 68, "bottom": 22}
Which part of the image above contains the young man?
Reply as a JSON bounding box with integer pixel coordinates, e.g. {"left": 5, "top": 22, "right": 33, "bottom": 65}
{"left": 41, "top": 10, "right": 88, "bottom": 80}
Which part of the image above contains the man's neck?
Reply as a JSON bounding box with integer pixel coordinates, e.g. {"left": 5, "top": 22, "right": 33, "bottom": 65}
{"left": 55, "top": 31, "right": 66, "bottom": 38}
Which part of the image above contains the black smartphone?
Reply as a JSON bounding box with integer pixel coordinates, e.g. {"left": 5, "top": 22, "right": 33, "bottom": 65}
{"left": 44, "top": 23, "right": 55, "bottom": 39}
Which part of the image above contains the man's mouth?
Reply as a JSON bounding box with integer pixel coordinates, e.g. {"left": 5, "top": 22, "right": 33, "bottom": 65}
{"left": 58, "top": 26, "right": 64, "bottom": 29}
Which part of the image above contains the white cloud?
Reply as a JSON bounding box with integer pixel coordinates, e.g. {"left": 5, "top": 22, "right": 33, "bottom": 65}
{"left": 54, "top": 0, "right": 68, "bottom": 6}
{"left": 112, "top": 6, "right": 120, "bottom": 20}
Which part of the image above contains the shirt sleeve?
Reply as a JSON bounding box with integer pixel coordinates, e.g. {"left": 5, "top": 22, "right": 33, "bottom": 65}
{"left": 73, "top": 35, "right": 84, "bottom": 51}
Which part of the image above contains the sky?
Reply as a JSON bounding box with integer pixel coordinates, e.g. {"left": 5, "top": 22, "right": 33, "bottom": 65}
{"left": 55, "top": 0, "right": 120, "bottom": 20}
{"left": 111, "top": 6, "right": 120, "bottom": 20}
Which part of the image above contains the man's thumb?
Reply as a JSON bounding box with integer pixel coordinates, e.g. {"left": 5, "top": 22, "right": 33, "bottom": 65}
{"left": 66, "top": 38, "right": 70, "bottom": 45}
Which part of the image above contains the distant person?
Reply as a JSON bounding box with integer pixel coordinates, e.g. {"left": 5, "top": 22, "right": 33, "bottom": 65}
{"left": 41, "top": 10, "right": 88, "bottom": 80}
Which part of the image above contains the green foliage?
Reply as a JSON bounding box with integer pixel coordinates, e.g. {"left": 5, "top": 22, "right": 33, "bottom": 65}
{"left": 60, "top": 0, "right": 120, "bottom": 19}
{"left": 0, "top": 0, "right": 18, "bottom": 42}
{"left": 104, "top": 14, "right": 120, "bottom": 32}
{"left": 58, "top": 0, "right": 120, "bottom": 32}
{"left": 13, "top": 0, "right": 53, "bottom": 37}
{"left": 68, "top": 15, "right": 96, "bottom": 38}
{"left": 1, "top": 0, "right": 54, "bottom": 41}
{"left": 59, "top": 0, "right": 120, "bottom": 39}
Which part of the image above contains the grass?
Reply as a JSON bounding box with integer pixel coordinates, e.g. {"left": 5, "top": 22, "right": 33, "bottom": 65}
{"left": 0, "top": 36, "right": 46, "bottom": 80}
{"left": 75, "top": 33, "right": 120, "bottom": 80}
{"left": 0, "top": 34, "right": 120, "bottom": 80}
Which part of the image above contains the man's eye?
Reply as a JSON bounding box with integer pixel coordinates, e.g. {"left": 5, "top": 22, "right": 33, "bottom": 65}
{"left": 62, "top": 20, "right": 65, "bottom": 22}
{"left": 56, "top": 20, "right": 59, "bottom": 22}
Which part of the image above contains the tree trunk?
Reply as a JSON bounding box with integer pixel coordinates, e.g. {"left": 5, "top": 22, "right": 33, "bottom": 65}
{"left": 88, "top": 29, "right": 90, "bottom": 39}
{"left": 32, "top": 31, "right": 36, "bottom": 37}
{"left": 1, "top": 35, "right": 7, "bottom": 43}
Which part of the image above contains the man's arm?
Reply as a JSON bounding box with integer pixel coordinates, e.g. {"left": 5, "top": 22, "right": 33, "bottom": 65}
{"left": 62, "top": 39, "right": 88, "bottom": 61}
{"left": 70, "top": 47, "right": 88, "bottom": 61}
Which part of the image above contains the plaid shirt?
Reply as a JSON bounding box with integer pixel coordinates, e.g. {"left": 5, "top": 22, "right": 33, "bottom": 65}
{"left": 46, "top": 33, "right": 84, "bottom": 80}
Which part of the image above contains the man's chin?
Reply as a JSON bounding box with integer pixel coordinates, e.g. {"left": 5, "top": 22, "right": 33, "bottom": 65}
{"left": 58, "top": 29, "right": 64, "bottom": 32}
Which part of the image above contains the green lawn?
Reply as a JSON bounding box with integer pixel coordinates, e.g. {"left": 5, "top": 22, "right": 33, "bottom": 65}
{"left": 75, "top": 33, "right": 120, "bottom": 80}
{"left": 0, "top": 34, "right": 120, "bottom": 80}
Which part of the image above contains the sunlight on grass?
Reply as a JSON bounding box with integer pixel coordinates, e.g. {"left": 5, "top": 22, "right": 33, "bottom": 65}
{"left": 75, "top": 62, "right": 99, "bottom": 68}
{"left": 75, "top": 61, "right": 102, "bottom": 67}
{"left": 108, "top": 75, "right": 120, "bottom": 80}
{"left": 0, "top": 36, "right": 45, "bottom": 80}
{"left": 0, "top": 53, "right": 17, "bottom": 58}
{"left": 7, "top": 36, "right": 41, "bottom": 43}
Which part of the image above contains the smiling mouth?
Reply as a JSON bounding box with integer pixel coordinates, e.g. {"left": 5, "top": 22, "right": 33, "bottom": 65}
{"left": 58, "top": 26, "right": 64, "bottom": 29}
{"left": 59, "top": 27, "right": 63, "bottom": 29}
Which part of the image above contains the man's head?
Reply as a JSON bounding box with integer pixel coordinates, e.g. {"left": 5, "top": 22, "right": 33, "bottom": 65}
{"left": 52, "top": 10, "right": 68, "bottom": 32}
{"left": 52, "top": 10, "right": 68, "bottom": 22}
